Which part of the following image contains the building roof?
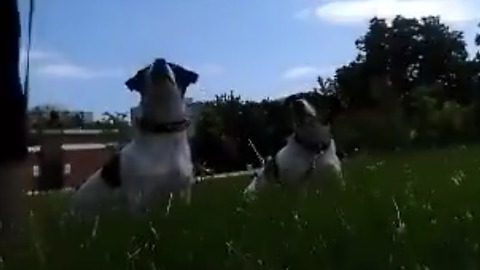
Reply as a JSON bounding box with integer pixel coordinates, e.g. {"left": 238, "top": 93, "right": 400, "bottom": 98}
{"left": 28, "top": 142, "right": 118, "bottom": 153}
{"left": 30, "top": 129, "right": 120, "bottom": 135}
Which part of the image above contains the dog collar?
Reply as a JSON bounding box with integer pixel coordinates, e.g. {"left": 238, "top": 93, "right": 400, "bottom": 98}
{"left": 138, "top": 118, "right": 191, "bottom": 134}
{"left": 294, "top": 134, "right": 330, "bottom": 154}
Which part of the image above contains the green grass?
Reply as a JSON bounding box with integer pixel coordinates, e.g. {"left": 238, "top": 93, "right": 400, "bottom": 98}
{"left": 3, "top": 144, "right": 480, "bottom": 269}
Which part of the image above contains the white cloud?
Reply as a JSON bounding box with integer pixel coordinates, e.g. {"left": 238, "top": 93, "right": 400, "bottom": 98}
{"left": 36, "top": 63, "right": 124, "bottom": 79}
{"left": 283, "top": 66, "right": 318, "bottom": 80}
{"left": 19, "top": 48, "right": 62, "bottom": 64}
{"left": 294, "top": 9, "right": 313, "bottom": 20}
{"left": 313, "top": 0, "right": 480, "bottom": 24}
{"left": 198, "top": 63, "right": 224, "bottom": 77}
{"left": 283, "top": 65, "right": 335, "bottom": 80}
{"left": 18, "top": 47, "right": 123, "bottom": 80}
{"left": 275, "top": 81, "right": 319, "bottom": 100}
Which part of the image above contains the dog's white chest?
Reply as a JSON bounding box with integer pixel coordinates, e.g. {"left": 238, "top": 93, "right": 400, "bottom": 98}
{"left": 276, "top": 139, "right": 340, "bottom": 184}
{"left": 110, "top": 139, "right": 193, "bottom": 213}
{"left": 122, "top": 140, "right": 192, "bottom": 177}
{"left": 276, "top": 147, "right": 314, "bottom": 184}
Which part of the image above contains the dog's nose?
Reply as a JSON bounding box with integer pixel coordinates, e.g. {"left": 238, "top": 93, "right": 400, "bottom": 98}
{"left": 150, "top": 58, "right": 175, "bottom": 83}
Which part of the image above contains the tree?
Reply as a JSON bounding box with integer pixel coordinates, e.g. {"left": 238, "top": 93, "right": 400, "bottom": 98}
{"left": 335, "top": 16, "right": 472, "bottom": 113}
{"left": 29, "top": 103, "right": 67, "bottom": 128}
{"left": 98, "top": 112, "right": 129, "bottom": 128}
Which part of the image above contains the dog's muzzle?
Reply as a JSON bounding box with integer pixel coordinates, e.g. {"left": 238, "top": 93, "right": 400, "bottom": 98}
{"left": 294, "top": 134, "right": 331, "bottom": 154}
{"left": 263, "top": 156, "right": 281, "bottom": 184}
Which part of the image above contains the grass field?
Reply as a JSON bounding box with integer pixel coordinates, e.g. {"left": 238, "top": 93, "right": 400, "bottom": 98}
{"left": 3, "top": 145, "right": 480, "bottom": 269}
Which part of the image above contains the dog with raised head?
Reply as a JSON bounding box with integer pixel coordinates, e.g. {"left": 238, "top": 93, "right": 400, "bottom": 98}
{"left": 71, "top": 58, "right": 199, "bottom": 217}
{"left": 243, "top": 98, "right": 343, "bottom": 200}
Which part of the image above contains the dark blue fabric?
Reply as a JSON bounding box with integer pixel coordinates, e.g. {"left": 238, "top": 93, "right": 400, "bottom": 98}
{"left": 0, "top": 0, "right": 27, "bottom": 164}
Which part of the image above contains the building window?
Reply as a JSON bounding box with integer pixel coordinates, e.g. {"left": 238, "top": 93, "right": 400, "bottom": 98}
{"left": 33, "top": 165, "right": 40, "bottom": 177}
{"left": 33, "top": 163, "right": 71, "bottom": 176}
{"left": 64, "top": 163, "right": 71, "bottom": 175}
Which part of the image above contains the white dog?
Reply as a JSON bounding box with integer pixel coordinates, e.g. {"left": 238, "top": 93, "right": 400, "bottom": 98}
{"left": 71, "top": 58, "right": 199, "bottom": 217}
{"left": 243, "top": 98, "right": 343, "bottom": 199}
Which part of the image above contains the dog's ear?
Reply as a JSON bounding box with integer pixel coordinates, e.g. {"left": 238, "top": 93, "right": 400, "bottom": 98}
{"left": 168, "top": 62, "right": 199, "bottom": 95}
{"left": 125, "top": 67, "right": 149, "bottom": 93}
{"left": 292, "top": 98, "right": 317, "bottom": 121}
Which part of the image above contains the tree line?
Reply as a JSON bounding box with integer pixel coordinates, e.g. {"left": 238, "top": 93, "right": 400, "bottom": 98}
{"left": 191, "top": 16, "right": 480, "bottom": 173}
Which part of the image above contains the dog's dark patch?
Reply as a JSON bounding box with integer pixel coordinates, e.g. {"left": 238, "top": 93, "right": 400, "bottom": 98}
{"left": 100, "top": 152, "right": 122, "bottom": 189}
{"left": 264, "top": 157, "right": 281, "bottom": 184}
{"left": 74, "top": 182, "right": 84, "bottom": 191}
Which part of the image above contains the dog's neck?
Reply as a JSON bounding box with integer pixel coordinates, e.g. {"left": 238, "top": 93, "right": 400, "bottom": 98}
{"left": 132, "top": 103, "right": 190, "bottom": 140}
{"left": 136, "top": 96, "right": 189, "bottom": 135}
{"left": 290, "top": 132, "right": 331, "bottom": 155}
{"left": 140, "top": 96, "right": 186, "bottom": 123}
{"left": 137, "top": 117, "right": 190, "bottom": 134}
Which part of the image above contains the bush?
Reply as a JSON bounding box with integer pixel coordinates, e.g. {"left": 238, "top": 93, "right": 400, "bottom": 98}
{"left": 334, "top": 108, "right": 411, "bottom": 152}
{"left": 411, "top": 98, "right": 477, "bottom": 146}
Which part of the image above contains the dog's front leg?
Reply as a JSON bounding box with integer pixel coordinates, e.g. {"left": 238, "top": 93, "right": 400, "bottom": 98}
{"left": 329, "top": 158, "right": 345, "bottom": 189}
{"left": 180, "top": 185, "right": 192, "bottom": 205}
{"left": 70, "top": 171, "right": 113, "bottom": 219}
{"left": 326, "top": 140, "right": 345, "bottom": 188}
{"left": 243, "top": 171, "right": 268, "bottom": 201}
{"left": 126, "top": 191, "right": 151, "bottom": 217}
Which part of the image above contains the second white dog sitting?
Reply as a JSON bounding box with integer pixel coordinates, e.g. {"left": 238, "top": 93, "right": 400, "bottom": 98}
{"left": 243, "top": 98, "right": 342, "bottom": 199}
{"left": 71, "top": 58, "right": 199, "bottom": 217}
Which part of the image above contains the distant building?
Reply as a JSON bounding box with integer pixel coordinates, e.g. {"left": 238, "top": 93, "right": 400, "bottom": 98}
{"left": 29, "top": 109, "right": 94, "bottom": 128}
{"left": 70, "top": 111, "right": 94, "bottom": 123}
{"left": 55, "top": 110, "right": 94, "bottom": 124}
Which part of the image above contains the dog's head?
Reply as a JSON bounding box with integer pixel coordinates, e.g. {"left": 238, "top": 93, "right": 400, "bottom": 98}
{"left": 125, "top": 58, "right": 198, "bottom": 97}
{"left": 125, "top": 58, "right": 198, "bottom": 122}
{"left": 290, "top": 98, "right": 332, "bottom": 151}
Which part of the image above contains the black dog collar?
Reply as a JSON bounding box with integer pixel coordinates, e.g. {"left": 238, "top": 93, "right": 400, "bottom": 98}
{"left": 294, "top": 134, "right": 331, "bottom": 154}
{"left": 138, "top": 117, "right": 191, "bottom": 134}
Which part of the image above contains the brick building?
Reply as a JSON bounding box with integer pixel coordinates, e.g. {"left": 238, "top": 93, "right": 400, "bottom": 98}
{"left": 23, "top": 129, "right": 122, "bottom": 191}
{"left": 24, "top": 99, "right": 204, "bottom": 191}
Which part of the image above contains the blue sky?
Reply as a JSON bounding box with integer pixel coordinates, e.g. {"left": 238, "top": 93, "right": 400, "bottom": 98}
{"left": 18, "top": 0, "right": 480, "bottom": 116}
